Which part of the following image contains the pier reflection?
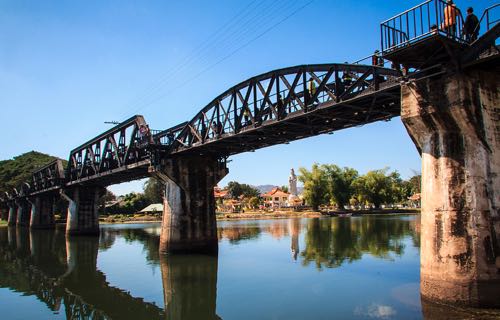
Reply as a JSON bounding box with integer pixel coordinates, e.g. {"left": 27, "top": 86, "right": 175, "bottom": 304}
{"left": 0, "top": 226, "right": 222, "bottom": 320}
{"left": 161, "top": 254, "right": 220, "bottom": 320}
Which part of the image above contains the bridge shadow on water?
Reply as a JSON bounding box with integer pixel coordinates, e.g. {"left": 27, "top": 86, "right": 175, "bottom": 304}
{"left": 0, "top": 217, "right": 497, "bottom": 319}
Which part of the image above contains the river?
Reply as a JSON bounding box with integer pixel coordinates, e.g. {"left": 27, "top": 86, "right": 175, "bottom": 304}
{"left": 0, "top": 215, "right": 497, "bottom": 319}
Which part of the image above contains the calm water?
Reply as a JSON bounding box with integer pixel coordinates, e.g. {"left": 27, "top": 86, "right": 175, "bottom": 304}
{"left": 0, "top": 215, "right": 496, "bottom": 319}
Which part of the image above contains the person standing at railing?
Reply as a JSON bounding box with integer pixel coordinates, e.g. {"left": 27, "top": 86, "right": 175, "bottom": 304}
{"left": 443, "top": 0, "right": 460, "bottom": 37}
{"left": 463, "top": 7, "right": 480, "bottom": 42}
{"left": 372, "top": 50, "right": 384, "bottom": 67}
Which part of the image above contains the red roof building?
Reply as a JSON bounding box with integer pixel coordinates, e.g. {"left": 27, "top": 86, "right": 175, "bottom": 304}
{"left": 262, "top": 187, "right": 290, "bottom": 208}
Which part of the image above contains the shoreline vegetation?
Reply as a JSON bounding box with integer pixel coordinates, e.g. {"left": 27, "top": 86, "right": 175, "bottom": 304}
{"left": 96, "top": 208, "right": 420, "bottom": 224}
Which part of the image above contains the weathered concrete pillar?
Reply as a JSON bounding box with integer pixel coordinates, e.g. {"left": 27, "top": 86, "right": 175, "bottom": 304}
{"left": 7, "top": 203, "right": 17, "bottom": 226}
{"left": 401, "top": 69, "right": 500, "bottom": 307}
{"left": 30, "top": 195, "right": 55, "bottom": 229}
{"left": 15, "top": 199, "right": 30, "bottom": 227}
{"left": 61, "top": 187, "right": 102, "bottom": 236}
{"left": 155, "top": 155, "right": 228, "bottom": 254}
{"left": 0, "top": 206, "right": 8, "bottom": 221}
{"left": 161, "top": 254, "right": 219, "bottom": 319}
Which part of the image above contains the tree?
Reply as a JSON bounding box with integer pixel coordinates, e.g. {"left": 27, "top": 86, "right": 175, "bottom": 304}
{"left": 226, "top": 181, "right": 260, "bottom": 199}
{"left": 119, "top": 192, "right": 149, "bottom": 214}
{"left": 353, "top": 168, "right": 402, "bottom": 208}
{"left": 248, "top": 196, "right": 261, "bottom": 209}
{"left": 322, "top": 164, "right": 358, "bottom": 209}
{"left": 280, "top": 185, "right": 289, "bottom": 193}
{"left": 407, "top": 173, "right": 421, "bottom": 194}
{"left": 0, "top": 151, "right": 67, "bottom": 195}
{"left": 298, "top": 164, "right": 328, "bottom": 210}
{"left": 143, "top": 178, "right": 164, "bottom": 203}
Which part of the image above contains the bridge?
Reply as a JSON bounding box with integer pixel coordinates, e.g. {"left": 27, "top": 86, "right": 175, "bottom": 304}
{"left": 0, "top": 0, "right": 499, "bottom": 308}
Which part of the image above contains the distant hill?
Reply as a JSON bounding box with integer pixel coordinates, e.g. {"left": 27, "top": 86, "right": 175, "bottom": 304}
{"left": 254, "top": 185, "right": 276, "bottom": 194}
{"left": 254, "top": 184, "right": 303, "bottom": 194}
{"left": 0, "top": 151, "right": 66, "bottom": 195}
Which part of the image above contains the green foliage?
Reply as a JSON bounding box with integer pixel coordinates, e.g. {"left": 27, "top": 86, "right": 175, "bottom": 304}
{"left": 248, "top": 196, "right": 261, "bottom": 209}
{"left": 353, "top": 168, "right": 402, "bottom": 208}
{"left": 322, "top": 164, "right": 359, "bottom": 208}
{"left": 0, "top": 151, "right": 67, "bottom": 195}
{"left": 143, "top": 178, "right": 164, "bottom": 203}
{"left": 280, "top": 185, "right": 289, "bottom": 193}
{"left": 226, "top": 181, "right": 260, "bottom": 199}
{"left": 298, "top": 164, "right": 328, "bottom": 210}
{"left": 120, "top": 192, "right": 149, "bottom": 214}
{"left": 299, "top": 163, "right": 421, "bottom": 209}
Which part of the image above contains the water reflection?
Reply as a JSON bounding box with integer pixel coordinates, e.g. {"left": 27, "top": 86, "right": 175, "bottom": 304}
{"left": 161, "top": 255, "right": 220, "bottom": 320}
{"left": 0, "top": 216, "right": 424, "bottom": 319}
{"left": 0, "top": 227, "right": 165, "bottom": 319}
{"left": 301, "top": 217, "right": 417, "bottom": 269}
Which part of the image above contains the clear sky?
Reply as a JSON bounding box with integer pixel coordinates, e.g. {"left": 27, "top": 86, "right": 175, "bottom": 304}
{"left": 1, "top": 0, "right": 493, "bottom": 195}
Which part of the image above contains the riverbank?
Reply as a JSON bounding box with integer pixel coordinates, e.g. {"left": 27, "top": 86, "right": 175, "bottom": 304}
{"left": 96, "top": 208, "right": 420, "bottom": 224}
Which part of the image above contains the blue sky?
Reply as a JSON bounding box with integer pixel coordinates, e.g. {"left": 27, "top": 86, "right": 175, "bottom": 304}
{"left": 1, "top": 0, "right": 492, "bottom": 195}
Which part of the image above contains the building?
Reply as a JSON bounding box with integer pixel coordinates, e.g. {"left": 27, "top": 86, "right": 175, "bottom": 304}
{"left": 262, "top": 187, "right": 290, "bottom": 209}
{"left": 139, "top": 203, "right": 163, "bottom": 214}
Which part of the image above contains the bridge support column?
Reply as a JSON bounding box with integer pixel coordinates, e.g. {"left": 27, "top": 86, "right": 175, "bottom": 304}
{"left": 7, "top": 203, "right": 17, "bottom": 226}
{"left": 155, "top": 155, "right": 228, "bottom": 254}
{"left": 401, "top": 69, "right": 500, "bottom": 307}
{"left": 15, "top": 199, "right": 30, "bottom": 227}
{"left": 30, "top": 196, "right": 55, "bottom": 229}
{"left": 62, "top": 187, "right": 102, "bottom": 236}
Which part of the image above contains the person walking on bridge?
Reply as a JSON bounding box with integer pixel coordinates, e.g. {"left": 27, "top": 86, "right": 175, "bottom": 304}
{"left": 308, "top": 77, "right": 318, "bottom": 108}
{"left": 463, "top": 7, "right": 479, "bottom": 42}
{"left": 443, "top": 0, "right": 460, "bottom": 37}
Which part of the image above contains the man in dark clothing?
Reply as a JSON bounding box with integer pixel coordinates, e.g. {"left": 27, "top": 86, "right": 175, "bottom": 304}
{"left": 464, "top": 7, "right": 480, "bottom": 42}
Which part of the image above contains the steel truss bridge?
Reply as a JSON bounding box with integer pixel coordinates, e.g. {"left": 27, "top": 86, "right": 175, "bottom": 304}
{"left": 1, "top": 0, "right": 499, "bottom": 205}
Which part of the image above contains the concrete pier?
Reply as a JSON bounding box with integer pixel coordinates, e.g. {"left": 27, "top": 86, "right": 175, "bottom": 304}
{"left": 155, "top": 155, "right": 228, "bottom": 254}
{"left": 401, "top": 68, "right": 500, "bottom": 307}
{"left": 7, "top": 203, "right": 17, "bottom": 226}
{"left": 30, "top": 195, "right": 56, "bottom": 229}
{"left": 15, "top": 199, "right": 30, "bottom": 227}
{"left": 62, "top": 187, "right": 102, "bottom": 236}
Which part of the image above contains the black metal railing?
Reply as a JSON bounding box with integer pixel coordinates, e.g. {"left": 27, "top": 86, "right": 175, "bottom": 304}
{"left": 474, "top": 4, "right": 500, "bottom": 38}
{"left": 381, "top": 0, "right": 465, "bottom": 53}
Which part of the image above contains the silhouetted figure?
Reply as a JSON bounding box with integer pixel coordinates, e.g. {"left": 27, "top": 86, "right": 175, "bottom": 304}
{"left": 463, "top": 7, "right": 479, "bottom": 42}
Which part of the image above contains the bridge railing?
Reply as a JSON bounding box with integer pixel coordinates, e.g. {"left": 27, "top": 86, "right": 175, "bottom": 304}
{"left": 474, "top": 3, "right": 500, "bottom": 45}
{"left": 151, "top": 122, "right": 188, "bottom": 146}
{"left": 477, "top": 3, "right": 500, "bottom": 33}
{"left": 381, "top": 0, "right": 466, "bottom": 53}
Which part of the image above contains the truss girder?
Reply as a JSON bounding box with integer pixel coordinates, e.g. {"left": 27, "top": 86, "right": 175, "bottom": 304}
{"left": 66, "top": 115, "right": 154, "bottom": 185}
{"left": 170, "top": 63, "right": 401, "bottom": 155}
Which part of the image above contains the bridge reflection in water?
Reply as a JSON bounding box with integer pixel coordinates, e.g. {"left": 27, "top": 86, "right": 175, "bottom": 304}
{"left": 1, "top": 218, "right": 495, "bottom": 319}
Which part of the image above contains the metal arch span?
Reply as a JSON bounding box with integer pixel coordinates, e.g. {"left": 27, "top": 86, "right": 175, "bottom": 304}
{"left": 169, "top": 63, "right": 402, "bottom": 157}
{"left": 66, "top": 115, "right": 154, "bottom": 186}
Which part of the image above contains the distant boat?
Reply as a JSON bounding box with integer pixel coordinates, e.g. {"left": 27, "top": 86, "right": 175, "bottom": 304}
{"left": 337, "top": 213, "right": 352, "bottom": 217}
